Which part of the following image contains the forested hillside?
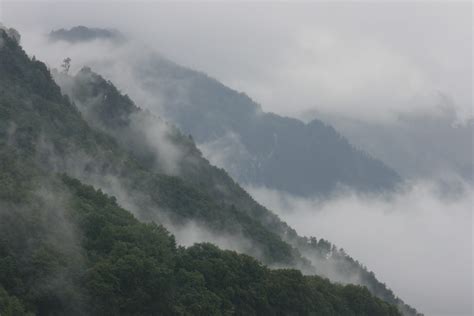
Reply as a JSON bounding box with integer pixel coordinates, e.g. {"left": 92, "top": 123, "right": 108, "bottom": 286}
{"left": 49, "top": 26, "right": 401, "bottom": 197}
{"left": 143, "top": 61, "right": 401, "bottom": 196}
{"left": 0, "top": 159, "right": 401, "bottom": 315}
{"left": 0, "top": 28, "right": 419, "bottom": 315}
{"left": 56, "top": 44, "right": 419, "bottom": 316}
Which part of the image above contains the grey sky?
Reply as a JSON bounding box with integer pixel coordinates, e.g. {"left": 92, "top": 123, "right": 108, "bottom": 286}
{"left": 2, "top": 1, "right": 472, "bottom": 123}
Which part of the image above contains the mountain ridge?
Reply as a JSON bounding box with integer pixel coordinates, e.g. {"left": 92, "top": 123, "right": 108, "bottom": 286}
{"left": 0, "top": 28, "right": 420, "bottom": 315}
{"left": 57, "top": 63, "right": 419, "bottom": 315}
{"left": 50, "top": 25, "right": 124, "bottom": 43}
{"left": 47, "top": 26, "right": 402, "bottom": 197}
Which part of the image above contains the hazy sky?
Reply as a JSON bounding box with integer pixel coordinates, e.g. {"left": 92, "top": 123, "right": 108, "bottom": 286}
{"left": 1, "top": 1, "right": 472, "bottom": 122}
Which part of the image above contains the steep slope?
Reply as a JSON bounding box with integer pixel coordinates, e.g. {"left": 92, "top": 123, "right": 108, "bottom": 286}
{"left": 315, "top": 110, "right": 474, "bottom": 183}
{"left": 52, "top": 67, "right": 299, "bottom": 266}
{"left": 0, "top": 29, "right": 419, "bottom": 315}
{"left": 57, "top": 67, "right": 419, "bottom": 315}
{"left": 0, "top": 114, "right": 401, "bottom": 314}
{"left": 0, "top": 151, "right": 401, "bottom": 315}
{"left": 49, "top": 26, "right": 401, "bottom": 197}
{"left": 141, "top": 61, "right": 401, "bottom": 197}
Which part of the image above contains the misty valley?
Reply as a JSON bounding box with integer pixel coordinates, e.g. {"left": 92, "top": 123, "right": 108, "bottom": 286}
{"left": 0, "top": 2, "right": 472, "bottom": 316}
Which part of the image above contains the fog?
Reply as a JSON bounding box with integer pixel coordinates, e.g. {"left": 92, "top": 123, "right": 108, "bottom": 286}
{"left": 247, "top": 181, "right": 473, "bottom": 316}
{"left": 49, "top": 67, "right": 271, "bottom": 262}
{"left": 2, "top": 1, "right": 471, "bottom": 123}
{"left": 0, "top": 181, "right": 87, "bottom": 313}
{"left": 3, "top": 1, "right": 471, "bottom": 182}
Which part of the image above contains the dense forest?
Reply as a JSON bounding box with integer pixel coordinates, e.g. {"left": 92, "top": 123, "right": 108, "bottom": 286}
{"left": 0, "top": 28, "right": 419, "bottom": 315}
{"left": 0, "top": 157, "right": 401, "bottom": 315}
{"left": 56, "top": 60, "right": 419, "bottom": 316}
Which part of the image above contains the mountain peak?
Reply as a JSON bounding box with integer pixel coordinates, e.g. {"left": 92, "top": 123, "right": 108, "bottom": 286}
{"left": 49, "top": 25, "right": 125, "bottom": 43}
{"left": 0, "top": 24, "right": 20, "bottom": 43}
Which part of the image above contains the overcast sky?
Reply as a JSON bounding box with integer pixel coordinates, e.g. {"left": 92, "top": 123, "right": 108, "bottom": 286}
{"left": 1, "top": 1, "right": 472, "bottom": 123}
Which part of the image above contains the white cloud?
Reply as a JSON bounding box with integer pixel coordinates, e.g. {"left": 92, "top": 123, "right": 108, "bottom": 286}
{"left": 3, "top": 1, "right": 471, "bottom": 123}
{"left": 233, "top": 27, "right": 440, "bottom": 123}
{"left": 247, "top": 181, "right": 473, "bottom": 316}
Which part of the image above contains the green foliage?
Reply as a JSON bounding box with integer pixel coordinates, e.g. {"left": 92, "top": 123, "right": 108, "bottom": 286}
{"left": 0, "top": 286, "right": 31, "bottom": 316}
{"left": 0, "top": 29, "right": 415, "bottom": 315}
{"left": 62, "top": 64, "right": 418, "bottom": 315}
{"left": 0, "top": 149, "right": 402, "bottom": 315}
{"left": 0, "top": 155, "right": 403, "bottom": 315}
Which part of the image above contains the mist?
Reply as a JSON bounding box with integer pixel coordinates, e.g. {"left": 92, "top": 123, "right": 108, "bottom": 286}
{"left": 3, "top": 1, "right": 471, "bottom": 184}
{"left": 40, "top": 67, "right": 273, "bottom": 263}
{"left": 247, "top": 181, "right": 473, "bottom": 316}
{"left": 2, "top": 1, "right": 471, "bottom": 124}
{"left": 0, "top": 180, "right": 88, "bottom": 313}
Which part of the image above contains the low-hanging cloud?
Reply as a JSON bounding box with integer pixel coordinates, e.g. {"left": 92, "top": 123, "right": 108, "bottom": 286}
{"left": 52, "top": 62, "right": 184, "bottom": 176}
{"left": 0, "top": 181, "right": 88, "bottom": 314}
{"left": 3, "top": 1, "right": 471, "bottom": 124}
{"left": 6, "top": 3, "right": 471, "bottom": 183}
{"left": 247, "top": 180, "right": 473, "bottom": 316}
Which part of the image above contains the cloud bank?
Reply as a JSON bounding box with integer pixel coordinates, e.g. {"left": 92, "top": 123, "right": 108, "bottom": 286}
{"left": 247, "top": 181, "right": 473, "bottom": 316}
{"left": 2, "top": 1, "right": 472, "bottom": 123}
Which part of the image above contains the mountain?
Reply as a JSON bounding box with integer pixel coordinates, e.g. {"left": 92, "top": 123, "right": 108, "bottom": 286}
{"left": 311, "top": 108, "right": 474, "bottom": 185}
{"left": 48, "top": 26, "right": 401, "bottom": 197}
{"left": 143, "top": 62, "right": 401, "bottom": 197}
{"left": 49, "top": 25, "right": 124, "bottom": 43}
{"left": 54, "top": 37, "right": 419, "bottom": 315}
{"left": 0, "top": 28, "right": 419, "bottom": 315}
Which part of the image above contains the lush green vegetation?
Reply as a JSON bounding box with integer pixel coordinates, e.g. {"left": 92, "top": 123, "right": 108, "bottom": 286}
{"left": 0, "top": 29, "right": 417, "bottom": 315}
{"left": 0, "top": 154, "right": 401, "bottom": 315}
{"left": 62, "top": 64, "right": 419, "bottom": 316}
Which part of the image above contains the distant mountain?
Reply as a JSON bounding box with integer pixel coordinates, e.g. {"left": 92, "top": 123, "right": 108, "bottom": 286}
{"left": 50, "top": 25, "right": 124, "bottom": 43}
{"left": 313, "top": 109, "right": 473, "bottom": 184}
{"left": 47, "top": 26, "right": 401, "bottom": 198}
{"left": 124, "top": 52, "right": 402, "bottom": 197}
{"left": 0, "top": 29, "right": 420, "bottom": 314}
